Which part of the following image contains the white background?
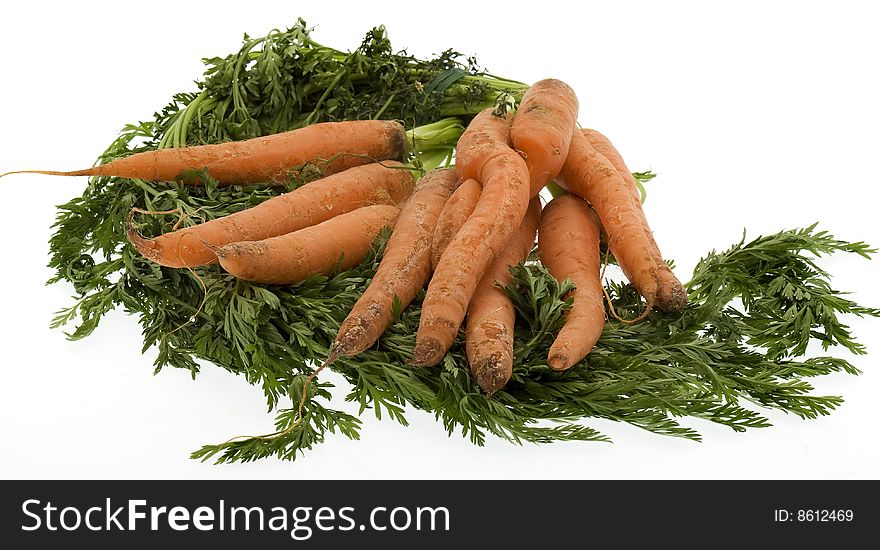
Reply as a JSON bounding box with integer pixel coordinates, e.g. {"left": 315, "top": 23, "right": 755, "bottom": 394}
{"left": 1, "top": 1, "right": 878, "bottom": 479}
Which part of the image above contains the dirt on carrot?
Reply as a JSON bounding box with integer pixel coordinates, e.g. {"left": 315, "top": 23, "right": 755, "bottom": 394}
{"left": 558, "top": 129, "right": 685, "bottom": 317}
{"left": 580, "top": 128, "right": 686, "bottom": 312}
{"left": 411, "top": 108, "right": 531, "bottom": 367}
{"left": 580, "top": 129, "right": 641, "bottom": 205}
{"left": 466, "top": 198, "right": 541, "bottom": 393}
{"left": 332, "top": 167, "right": 461, "bottom": 359}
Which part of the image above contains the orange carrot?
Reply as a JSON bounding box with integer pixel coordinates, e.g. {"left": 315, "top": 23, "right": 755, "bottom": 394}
{"left": 215, "top": 204, "right": 399, "bottom": 285}
{"left": 580, "top": 128, "right": 687, "bottom": 312}
{"left": 2, "top": 120, "right": 407, "bottom": 185}
{"left": 331, "top": 168, "right": 461, "bottom": 358}
{"left": 581, "top": 129, "right": 640, "bottom": 204}
{"left": 411, "top": 108, "right": 530, "bottom": 367}
{"left": 127, "top": 162, "right": 414, "bottom": 268}
{"left": 466, "top": 198, "right": 541, "bottom": 393}
{"left": 431, "top": 177, "right": 481, "bottom": 271}
{"left": 538, "top": 194, "right": 605, "bottom": 371}
{"left": 454, "top": 109, "right": 517, "bottom": 183}
{"left": 510, "top": 79, "right": 579, "bottom": 197}
{"left": 558, "top": 130, "right": 685, "bottom": 315}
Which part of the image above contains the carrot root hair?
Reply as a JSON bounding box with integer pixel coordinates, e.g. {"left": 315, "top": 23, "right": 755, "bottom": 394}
{"left": 126, "top": 206, "right": 208, "bottom": 266}
{"left": 599, "top": 246, "right": 653, "bottom": 325}
{"left": 0, "top": 169, "right": 94, "bottom": 179}
{"left": 166, "top": 265, "right": 210, "bottom": 336}
{"left": 126, "top": 207, "right": 211, "bottom": 334}
{"left": 215, "top": 352, "right": 338, "bottom": 446}
{"left": 129, "top": 206, "right": 204, "bottom": 231}
{"left": 602, "top": 285, "right": 654, "bottom": 325}
{"left": 126, "top": 209, "right": 162, "bottom": 263}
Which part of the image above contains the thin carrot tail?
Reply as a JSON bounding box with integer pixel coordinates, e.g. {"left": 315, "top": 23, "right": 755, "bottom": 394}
{"left": 264, "top": 352, "right": 337, "bottom": 439}
{"left": 603, "top": 284, "right": 655, "bottom": 325}
{"left": 209, "top": 353, "right": 338, "bottom": 449}
{"left": 0, "top": 168, "right": 95, "bottom": 178}
{"left": 125, "top": 209, "right": 162, "bottom": 263}
{"left": 599, "top": 242, "right": 656, "bottom": 325}
{"left": 328, "top": 338, "right": 350, "bottom": 362}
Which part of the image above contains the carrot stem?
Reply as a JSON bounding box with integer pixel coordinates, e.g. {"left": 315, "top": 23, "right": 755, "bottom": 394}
{"left": 546, "top": 181, "right": 567, "bottom": 198}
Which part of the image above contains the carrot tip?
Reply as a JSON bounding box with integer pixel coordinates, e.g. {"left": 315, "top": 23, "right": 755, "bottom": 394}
{"left": 408, "top": 337, "right": 444, "bottom": 368}
{"left": 472, "top": 357, "right": 511, "bottom": 395}
{"left": 125, "top": 209, "right": 161, "bottom": 262}
{"left": 331, "top": 324, "right": 370, "bottom": 359}
{"left": 656, "top": 282, "right": 687, "bottom": 313}
{"left": 548, "top": 354, "right": 572, "bottom": 372}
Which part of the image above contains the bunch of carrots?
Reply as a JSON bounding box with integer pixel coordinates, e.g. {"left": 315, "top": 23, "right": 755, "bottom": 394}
{"left": 6, "top": 79, "right": 685, "bottom": 395}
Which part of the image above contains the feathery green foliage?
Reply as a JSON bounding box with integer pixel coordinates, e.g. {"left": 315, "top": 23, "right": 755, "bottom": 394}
{"left": 150, "top": 18, "right": 527, "bottom": 150}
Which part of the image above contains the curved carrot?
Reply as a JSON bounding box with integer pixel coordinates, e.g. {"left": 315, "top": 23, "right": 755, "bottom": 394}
{"left": 216, "top": 204, "right": 399, "bottom": 285}
{"left": 510, "top": 79, "right": 579, "bottom": 197}
{"left": 580, "top": 128, "right": 687, "bottom": 312}
{"left": 581, "top": 129, "right": 641, "bottom": 204}
{"left": 538, "top": 195, "right": 605, "bottom": 371}
{"left": 431, "top": 177, "right": 481, "bottom": 271}
{"left": 466, "top": 198, "right": 541, "bottom": 393}
{"left": 127, "top": 162, "right": 414, "bottom": 268}
{"left": 411, "top": 108, "right": 530, "bottom": 367}
{"left": 453, "top": 109, "right": 517, "bottom": 183}
{"left": 332, "top": 168, "right": 461, "bottom": 358}
{"left": 2, "top": 120, "right": 407, "bottom": 185}
{"left": 558, "top": 130, "right": 684, "bottom": 315}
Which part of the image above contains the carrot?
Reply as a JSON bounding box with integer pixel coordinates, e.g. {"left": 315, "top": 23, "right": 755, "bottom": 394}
{"left": 215, "top": 204, "right": 399, "bottom": 285}
{"left": 466, "top": 198, "right": 541, "bottom": 393}
{"left": 580, "top": 129, "right": 641, "bottom": 204}
{"left": 580, "top": 128, "right": 687, "bottom": 312}
{"left": 411, "top": 108, "right": 530, "bottom": 367}
{"left": 127, "top": 162, "right": 414, "bottom": 268}
{"left": 454, "top": 109, "right": 517, "bottom": 183}
{"left": 331, "top": 168, "right": 461, "bottom": 358}
{"left": 558, "top": 130, "right": 686, "bottom": 315}
{"left": 538, "top": 194, "right": 605, "bottom": 371}
{"left": 1, "top": 120, "right": 407, "bottom": 185}
{"left": 510, "top": 79, "right": 579, "bottom": 197}
{"left": 431, "top": 177, "right": 481, "bottom": 271}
